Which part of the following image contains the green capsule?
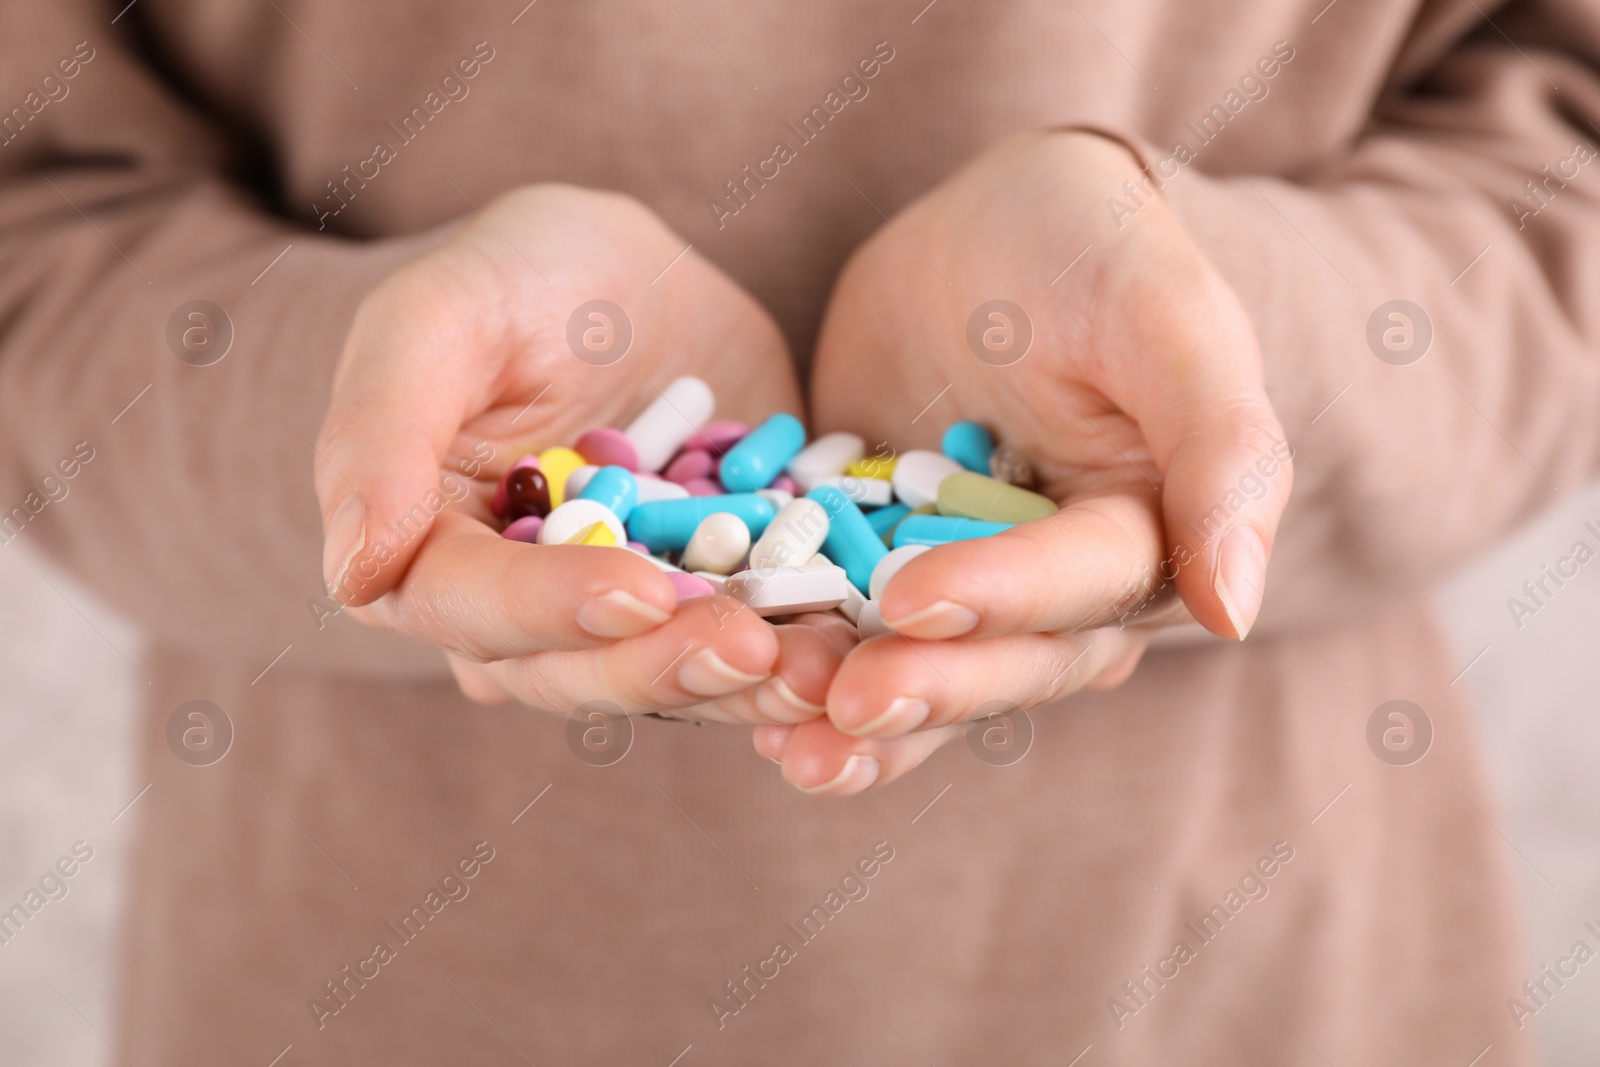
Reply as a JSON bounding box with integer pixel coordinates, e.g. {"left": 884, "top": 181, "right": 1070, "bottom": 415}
{"left": 936, "top": 471, "right": 1057, "bottom": 524}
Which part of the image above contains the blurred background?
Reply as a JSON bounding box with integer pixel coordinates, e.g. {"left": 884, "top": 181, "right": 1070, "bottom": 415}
{"left": 3, "top": 480, "right": 1598, "bottom": 1064}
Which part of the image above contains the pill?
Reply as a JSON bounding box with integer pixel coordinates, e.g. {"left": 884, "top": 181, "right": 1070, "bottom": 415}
{"left": 937, "top": 471, "right": 1057, "bottom": 524}
{"left": 846, "top": 454, "right": 897, "bottom": 480}
{"left": 682, "top": 420, "right": 749, "bottom": 456}
{"left": 492, "top": 455, "right": 540, "bottom": 519}
{"left": 574, "top": 427, "right": 639, "bottom": 471}
{"left": 806, "top": 486, "right": 888, "bottom": 594}
{"left": 537, "top": 446, "right": 587, "bottom": 507}
{"left": 865, "top": 502, "right": 912, "bottom": 545}
{"left": 892, "top": 515, "right": 1013, "bottom": 548}
{"left": 663, "top": 449, "right": 715, "bottom": 485}
{"left": 626, "top": 494, "right": 777, "bottom": 553}
{"left": 539, "top": 499, "right": 627, "bottom": 546}
{"left": 667, "top": 570, "right": 716, "bottom": 601}
{"left": 749, "top": 497, "right": 830, "bottom": 570}
{"left": 623, "top": 376, "right": 715, "bottom": 472}
{"left": 682, "top": 512, "right": 752, "bottom": 574}
{"left": 683, "top": 477, "right": 722, "bottom": 497}
{"left": 891, "top": 450, "right": 964, "bottom": 509}
{"left": 787, "top": 432, "right": 865, "bottom": 492}
{"left": 988, "top": 444, "right": 1036, "bottom": 489}
{"left": 691, "top": 571, "right": 731, "bottom": 596}
{"left": 577, "top": 465, "right": 640, "bottom": 523}
{"left": 942, "top": 420, "right": 995, "bottom": 474}
{"left": 869, "top": 544, "right": 932, "bottom": 600}
{"left": 856, "top": 600, "right": 894, "bottom": 640}
{"left": 635, "top": 476, "right": 691, "bottom": 502}
{"left": 564, "top": 465, "right": 598, "bottom": 498}
{"left": 771, "top": 474, "right": 799, "bottom": 495}
{"left": 724, "top": 565, "right": 851, "bottom": 617}
{"left": 627, "top": 540, "right": 652, "bottom": 554}
{"left": 836, "top": 578, "right": 867, "bottom": 624}
{"left": 756, "top": 487, "right": 794, "bottom": 509}
{"left": 719, "top": 413, "right": 807, "bottom": 492}
{"left": 501, "top": 463, "right": 551, "bottom": 521}
{"left": 811, "top": 474, "right": 893, "bottom": 508}
{"left": 568, "top": 521, "right": 619, "bottom": 547}
{"left": 501, "top": 515, "right": 544, "bottom": 543}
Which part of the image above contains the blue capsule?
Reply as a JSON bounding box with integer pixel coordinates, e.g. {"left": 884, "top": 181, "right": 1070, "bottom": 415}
{"left": 718, "top": 413, "right": 806, "bottom": 492}
{"left": 626, "top": 494, "right": 776, "bottom": 553}
{"left": 892, "top": 515, "right": 1012, "bottom": 548}
{"left": 577, "top": 465, "right": 639, "bottom": 523}
{"left": 865, "top": 502, "right": 911, "bottom": 543}
{"left": 941, "top": 420, "right": 995, "bottom": 474}
{"left": 806, "top": 486, "right": 888, "bottom": 594}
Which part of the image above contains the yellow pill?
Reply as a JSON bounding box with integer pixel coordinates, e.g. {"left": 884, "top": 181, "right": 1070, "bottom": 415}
{"left": 937, "top": 471, "right": 1057, "bottom": 524}
{"left": 537, "top": 446, "right": 586, "bottom": 507}
{"left": 566, "top": 521, "right": 619, "bottom": 547}
{"left": 846, "top": 456, "right": 897, "bottom": 481}
{"left": 909, "top": 502, "right": 939, "bottom": 517}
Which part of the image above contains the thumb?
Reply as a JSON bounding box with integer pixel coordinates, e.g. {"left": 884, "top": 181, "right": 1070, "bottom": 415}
{"left": 314, "top": 291, "right": 474, "bottom": 606}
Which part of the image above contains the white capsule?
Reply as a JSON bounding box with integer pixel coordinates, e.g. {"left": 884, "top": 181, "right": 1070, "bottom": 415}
{"left": 749, "top": 498, "right": 829, "bottom": 571}
{"left": 869, "top": 544, "right": 931, "bottom": 601}
{"left": 856, "top": 599, "right": 894, "bottom": 640}
{"left": 564, "top": 464, "right": 599, "bottom": 498}
{"left": 623, "top": 376, "right": 715, "bottom": 473}
{"left": 725, "top": 565, "right": 850, "bottom": 617}
{"left": 635, "top": 476, "right": 691, "bottom": 502}
{"left": 755, "top": 487, "right": 794, "bottom": 509}
{"left": 786, "top": 431, "right": 865, "bottom": 491}
{"left": 538, "top": 499, "right": 626, "bottom": 546}
{"left": 812, "top": 474, "right": 893, "bottom": 508}
{"left": 681, "top": 512, "right": 751, "bottom": 575}
{"left": 892, "top": 450, "right": 964, "bottom": 509}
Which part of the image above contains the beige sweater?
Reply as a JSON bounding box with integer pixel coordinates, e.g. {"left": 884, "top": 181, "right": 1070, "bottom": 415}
{"left": 6, "top": 0, "right": 1600, "bottom": 1062}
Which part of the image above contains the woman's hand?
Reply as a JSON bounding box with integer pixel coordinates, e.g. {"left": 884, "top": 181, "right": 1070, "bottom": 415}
{"left": 768, "top": 130, "right": 1293, "bottom": 791}
{"left": 313, "top": 184, "right": 834, "bottom": 724}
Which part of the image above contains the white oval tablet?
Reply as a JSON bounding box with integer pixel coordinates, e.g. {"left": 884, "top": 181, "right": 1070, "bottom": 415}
{"left": 749, "top": 498, "right": 829, "bottom": 571}
{"left": 681, "top": 512, "right": 751, "bottom": 575}
{"left": 869, "top": 544, "right": 931, "bottom": 600}
{"left": 787, "top": 431, "right": 864, "bottom": 492}
{"left": 892, "top": 450, "right": 964, "bottom": 509}
{"left": 725, "top": 565, "right": 850, "bottom": 617}
{"left": 538, "top": 499, "right": 626, "bottom": 546}
{"left": 623, "top": 376, "right": 715, "bottom": 472}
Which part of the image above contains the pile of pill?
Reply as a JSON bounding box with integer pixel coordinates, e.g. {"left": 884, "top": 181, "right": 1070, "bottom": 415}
{"left": 491, "top": 376, "right": 1057, "bottom": 638}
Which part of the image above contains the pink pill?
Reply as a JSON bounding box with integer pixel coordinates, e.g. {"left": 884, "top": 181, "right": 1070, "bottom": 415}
{"left": 682, "top": 420, "right": 749, "bottom": 456}
{"left": 626, "top": 541, "right": 651, "bottom": 555}
{"left": 574, "top": 427, "right": 638, "bottom": 471}
{"left": 667, "top": 570, "right": 716, "bottom": 601}
{"left": 501, "top": 515, "right": 544, "bottom": 543}
{"left": 770, "top": 474, "right": 799, "bottom": 495}
{"left": 663, "top": 449, "right": 715, "bottom": 485}
{"left": 492, "top": 455, "right": 541, "bottom": 519}
{"left": 683, "top": 477, "right": 722, "bottom": 497}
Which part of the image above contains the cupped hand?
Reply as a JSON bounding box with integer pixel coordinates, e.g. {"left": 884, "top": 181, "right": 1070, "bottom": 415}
{"left": 768, "top": 130, "right": 1293, "bottom": 792}
{"left": 313, "top": 184, "right": 831, "bottom": 724}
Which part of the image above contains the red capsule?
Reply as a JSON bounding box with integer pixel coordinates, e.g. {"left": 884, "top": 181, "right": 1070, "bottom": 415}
{"left": 503, "top": 465, "right": 551, "bottom": 521}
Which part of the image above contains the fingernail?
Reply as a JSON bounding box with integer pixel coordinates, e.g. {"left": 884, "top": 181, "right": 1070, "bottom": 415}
{"left": 679, "top": 648, "right": 768, "bottom": 697}
{"left": 884, "top": 600, "right": 979, "bottom": 639}
{"left": 850, "top": 696, "right": 931, "bottom": 737}
{"left": 576, "top": 590, "right": 672, "bottom": 638}
{"left": 1214, "top": 526, "right": 1266, "bottom": 639}
{"left": 799, "top": 754, "right": 881, "bottom": 796}
{"left": 323, "top": 496, "right": 366, "bottom": 599}
{"left": 754, "top": 678, "right": 825, "bottom": 723}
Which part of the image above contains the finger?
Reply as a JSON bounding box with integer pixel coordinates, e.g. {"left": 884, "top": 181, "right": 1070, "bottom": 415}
{"left": 710, "top": 617, "right": 846, "bottom": 725}
{"left": 826, "top": 627, "right": 1147, "bottom": 738}
{"left": 878, "top": 489, "right": 1165, "bottom": 640}
{"left": 446, "top": 653, "right": 515, "bottom": 705}
{"left": 492, "top": 595, "right": 781, "bottom": 719}
{"left": 365, "top": 510, "right": 678, "bottom": 659}
{"left": 777, "top": 716, "right": 966, "bottom": 796}
{"left": 315, "top": 272, "right": 490, "bottom": 606}
{"left": 752, "top": 724, "right": 795, "bottom": 761}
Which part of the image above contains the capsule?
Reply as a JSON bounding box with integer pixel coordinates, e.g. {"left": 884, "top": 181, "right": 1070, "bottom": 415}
{"left": 749, "top": 497, "right": 829, "bottom": 571}
{"left": 623, "top": 376, "right": 715, "bottom": 473}
{"left": 626, "top": 494, "right": 777, "bottom": 553}
{"left": 937, "top": 471, "right": 1056, "bottom": 524}
{"left": 719, "top": 413, "right": 807, "bottom": 492}
{"left": 806, "top": 486, "right": 887, "bottom": 595}
{"left": 577, "top": 465, "right": 640, "bottom": 523}
{"left": 502, "top": 464, "right": 551, "bottom": 521}
{"left": 537, "top": 446, "right": 587, "bottom": 507}
{"left": 681, "top": 512, "right": 751, "bottom": 575}
{"left": 865, "top": 502, "right": 912, "bottom": 545}
{"left": 942, "top": 420, "right": 994, "bottom": 474}
{"left": 892, "top": 515, "right": 1013, "bottom": 548}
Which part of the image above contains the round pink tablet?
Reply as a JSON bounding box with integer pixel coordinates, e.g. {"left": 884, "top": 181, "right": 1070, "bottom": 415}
{"left": 682, "top": 420, "right": 748, "bottom": 456}
{"left": 663, "top": 449, "right": 714, "bottom": 485}
{"left": 667, "top": 570, "right": 715, "bottom": 601}
{"left": 501, "top": 515, "right": 544, "bottom": 543}
{"left": 573, "top": 427, "right": 638, "bottom": 471}
{"left": 492, "top": 454, "right": 541, "bottom": 519}
{"left": 683, "top": 477, "right": 722, "bottom": 497}
{"left": 770, "top": 474, "right": 799, "bottom": 495}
